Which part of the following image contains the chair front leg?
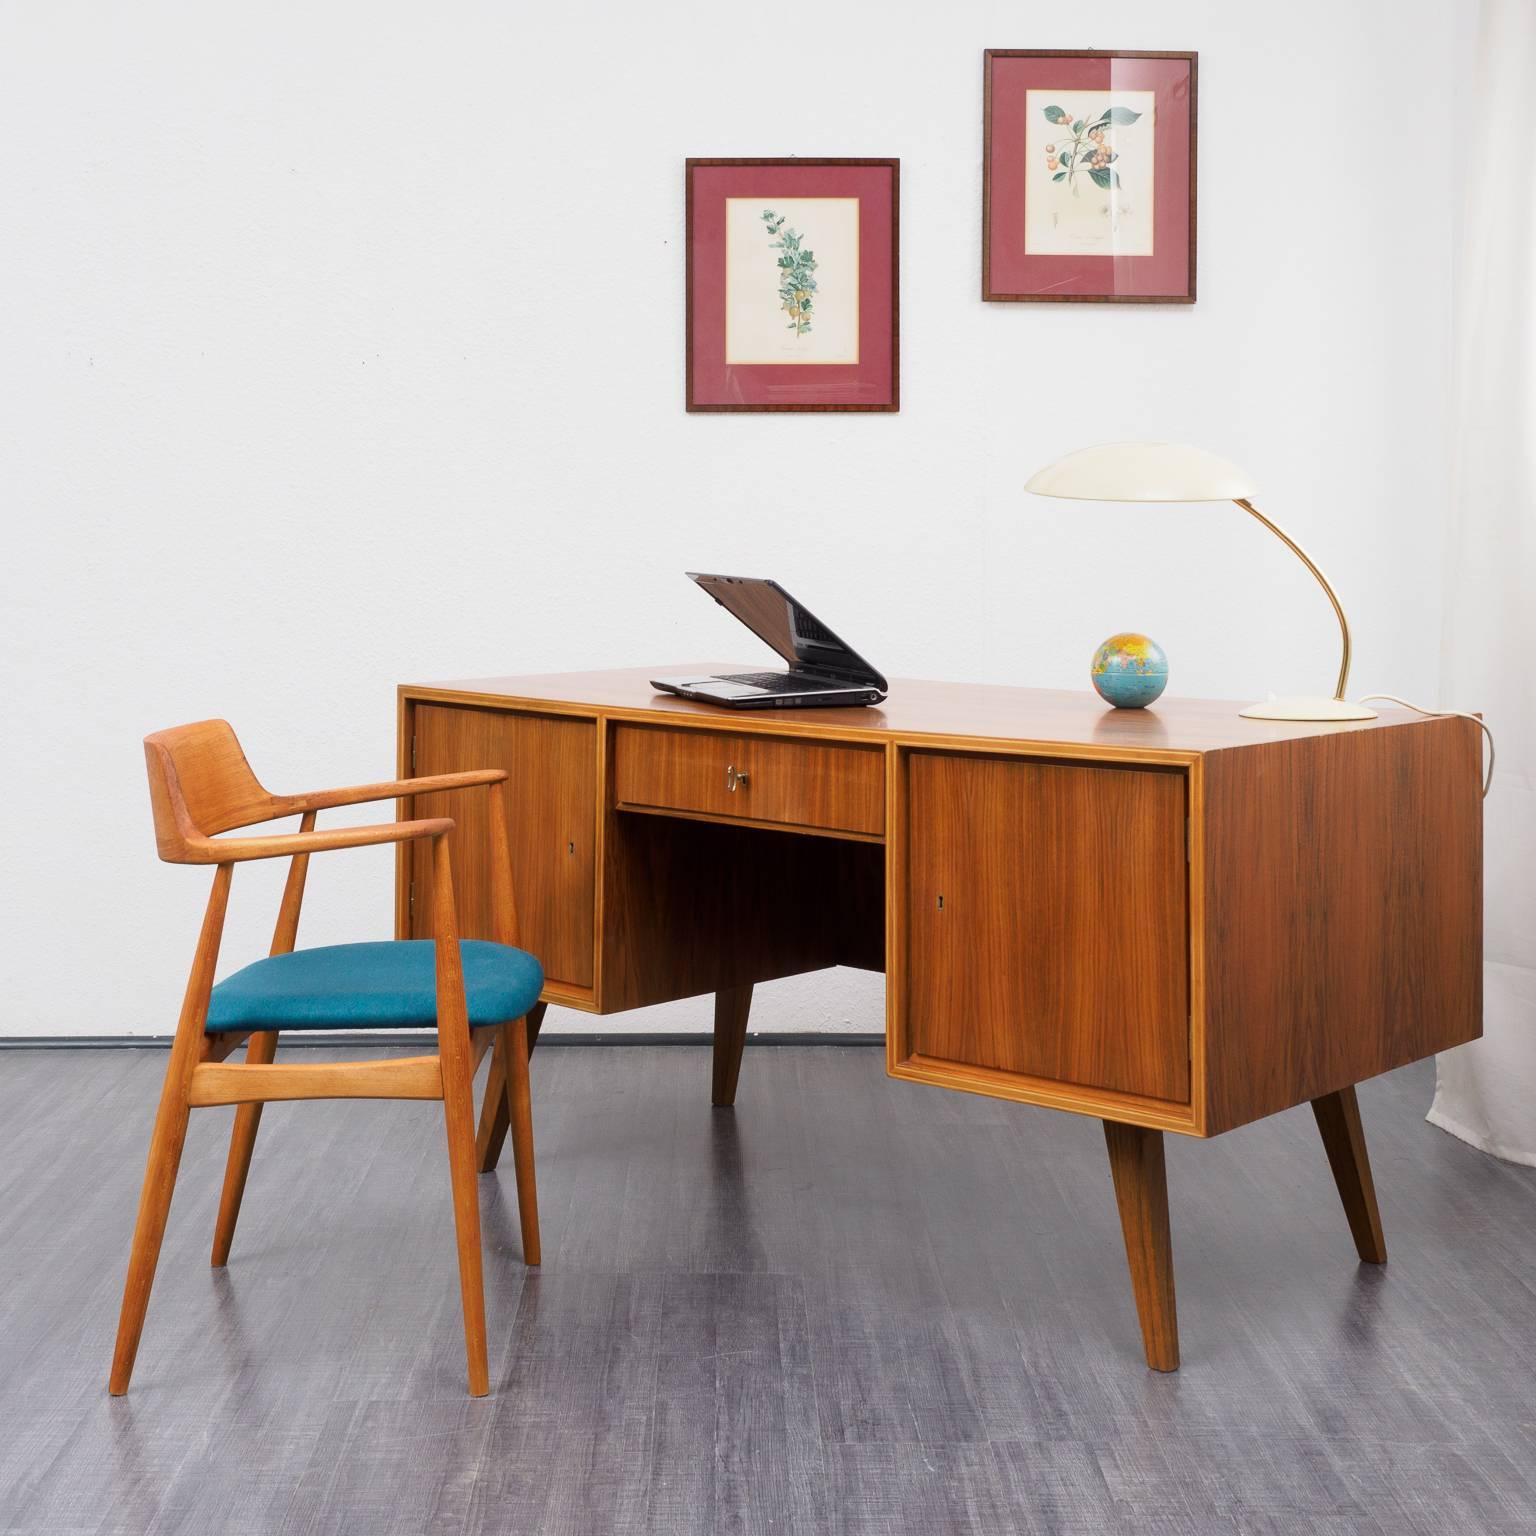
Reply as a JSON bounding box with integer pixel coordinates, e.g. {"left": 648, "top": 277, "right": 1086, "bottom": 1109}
{"left": 432, "top": 834, "right": 490, "bottom": 1397}
{"left": 111, "top": 864, "right": 232, "bottom": 1395}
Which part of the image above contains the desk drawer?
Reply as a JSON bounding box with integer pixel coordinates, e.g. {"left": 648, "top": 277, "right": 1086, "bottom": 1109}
{"left": 612, "top": 725, "right": 885, "bottom": 838}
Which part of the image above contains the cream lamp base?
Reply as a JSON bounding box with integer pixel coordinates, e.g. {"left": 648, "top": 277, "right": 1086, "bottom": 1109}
{"left": 1239, "top": 696, "right": 1379, "bottom": 722}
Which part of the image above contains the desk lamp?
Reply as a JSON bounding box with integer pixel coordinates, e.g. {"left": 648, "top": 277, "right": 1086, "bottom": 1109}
{"left": 1026, "top": 442, "right": 1376, "bottom": 721}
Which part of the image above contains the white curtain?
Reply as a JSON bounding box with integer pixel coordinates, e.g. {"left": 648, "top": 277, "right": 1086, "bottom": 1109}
{"left": 1426, "top": 0, "right": 1536, "bottom": 1165}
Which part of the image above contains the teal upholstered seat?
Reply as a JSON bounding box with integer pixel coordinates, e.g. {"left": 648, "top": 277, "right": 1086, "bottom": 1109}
{"left": 205, "top": 940, "right": 544, "bottom": 1033}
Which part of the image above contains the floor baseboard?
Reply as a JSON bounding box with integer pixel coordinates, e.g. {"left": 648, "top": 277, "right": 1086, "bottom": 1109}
{"left": 0, "top": 1031, "right": 885, "bottom": 1050}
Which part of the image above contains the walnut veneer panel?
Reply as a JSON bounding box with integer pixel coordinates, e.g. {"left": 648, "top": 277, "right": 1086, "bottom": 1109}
{"left": 904, "top": 752, "right": 1190, "bottom": 1103}
{"left": 1198, "top": 714, "right": 1483, "bottom": 1134}
{"left": 413, "top": 667, "right": 1434, "bottom": 756}
{"left": 409, "top": 705, "right": 596, "bottom": 990}
{"left": 613, "top": 723, "right": 884, "bottom": 838}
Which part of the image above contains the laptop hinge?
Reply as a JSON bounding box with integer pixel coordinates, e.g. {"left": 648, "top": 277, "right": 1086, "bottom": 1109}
{"left": 796, "top": 661, "right": 879, "bottom": 688}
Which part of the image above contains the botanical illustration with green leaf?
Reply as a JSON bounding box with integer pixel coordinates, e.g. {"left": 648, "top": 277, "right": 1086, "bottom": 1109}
{"left": 1041, "top": 103, "right": 1142, "bottom": 194}
{"left": 761, "top": 209, "right": 818, "bottom": 336}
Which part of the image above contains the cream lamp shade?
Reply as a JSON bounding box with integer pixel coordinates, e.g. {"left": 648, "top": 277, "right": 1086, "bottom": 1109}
{"left": 1024, "top": 441, "right": 1256, "bottom": 503}
{"left": 1027, "top": 441, "right": 1376, "bottom": 722}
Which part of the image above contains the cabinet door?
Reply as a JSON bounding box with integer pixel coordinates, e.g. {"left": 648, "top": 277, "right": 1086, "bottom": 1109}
{"left": 905, "top": 753, "right": 1189, "bottom": 1102}
{"left": 410, "top": 705, "right": 596, "bottom": 991}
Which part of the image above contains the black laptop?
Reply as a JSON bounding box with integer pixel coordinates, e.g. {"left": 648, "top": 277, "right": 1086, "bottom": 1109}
{"left": 651, "top": 574, "right": 888, "bottom": 709}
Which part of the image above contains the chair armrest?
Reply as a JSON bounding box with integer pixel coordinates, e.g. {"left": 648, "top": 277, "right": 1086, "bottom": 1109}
{"left": 181, "top": 817, "right": 454, "bottom": 866}
{"left": 287, "top": 769, "right": 507, "bottom": 814}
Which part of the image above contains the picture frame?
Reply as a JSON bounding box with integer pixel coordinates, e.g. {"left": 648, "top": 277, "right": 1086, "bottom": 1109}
{"left": 983, "top": 50, "right": 1197, "bottom": 303}
{"left": 686, "top": 158, "right": 899, "bottom": 412}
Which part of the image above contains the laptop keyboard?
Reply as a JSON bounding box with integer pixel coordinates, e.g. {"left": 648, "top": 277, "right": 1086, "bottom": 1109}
{"left": 717, "top": 671, "right": 843, "bottom": 693}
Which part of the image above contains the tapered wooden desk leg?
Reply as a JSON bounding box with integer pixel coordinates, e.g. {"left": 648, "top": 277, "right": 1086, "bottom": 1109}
{"left": 1104, "top": 1121, "right": 1180, "bottom": 1372}
{"left": 210, "top": 1030, "right": 279, "bottom": 1265}
{"left": 1311, "top": 1085, "right": 1387, "bottom": 1264}
{"left": 711, "top": 985, "right": 754, "bottom": 1107}
{"left": 477, "top": 1002, "right": 544, "bottom": 1172}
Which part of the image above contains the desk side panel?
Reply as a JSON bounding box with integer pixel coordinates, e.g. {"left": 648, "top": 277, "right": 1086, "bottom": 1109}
{"left": 1200, "top": 716, "right": 1483, "bottom": 1134}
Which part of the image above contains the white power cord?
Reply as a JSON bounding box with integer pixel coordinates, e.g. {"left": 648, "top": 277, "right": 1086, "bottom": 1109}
{"left": 1355, "top": 694, "right": 1496, "bottom": 798}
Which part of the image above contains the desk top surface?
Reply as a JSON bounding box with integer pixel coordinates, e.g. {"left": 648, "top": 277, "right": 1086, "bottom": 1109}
{"left": 404, "top": 665, "right": 1427, "bottom": 758}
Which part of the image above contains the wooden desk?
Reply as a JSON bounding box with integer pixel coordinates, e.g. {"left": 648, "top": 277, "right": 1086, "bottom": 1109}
{"left": 395, "top": 667, "right": 1483, "bottom": 1370}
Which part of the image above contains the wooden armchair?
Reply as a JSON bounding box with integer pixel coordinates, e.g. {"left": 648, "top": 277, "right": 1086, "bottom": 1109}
{"left": 109, "top": 719, "right": 541, "bottom": 1398}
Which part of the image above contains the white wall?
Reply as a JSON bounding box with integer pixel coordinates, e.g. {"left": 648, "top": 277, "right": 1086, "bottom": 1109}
{"left": 0, "top": 1, "right": 1469, "bottom": 1038}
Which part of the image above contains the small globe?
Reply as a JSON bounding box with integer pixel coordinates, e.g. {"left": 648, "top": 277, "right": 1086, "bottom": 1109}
{"left": 1091, "top": 632, "right": 1168, "bottom": 709}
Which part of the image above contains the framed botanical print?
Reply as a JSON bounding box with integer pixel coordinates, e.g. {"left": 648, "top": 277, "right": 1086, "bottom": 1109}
{"left": 686, "top": 158, "right": 899, "bottom": 411}
{"left": 983, "top": 50, "right": 1196, "bottom": 303}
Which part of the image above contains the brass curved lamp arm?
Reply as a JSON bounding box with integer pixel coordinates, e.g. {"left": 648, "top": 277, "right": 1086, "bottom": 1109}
{"left": 1234, "top": 497, "right": 1352, "bottom": 702}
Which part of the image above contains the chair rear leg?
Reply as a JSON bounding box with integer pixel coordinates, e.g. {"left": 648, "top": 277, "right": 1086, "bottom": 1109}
{"left": 110, "top": 1070, "right": 194, "bottom": 1394}
{"left": 501, "top": 1014, "right": 541, "bottom": 1266}
{"left": 441, "top": 1026, "right": 491, "bottom": 1396}
{"left": 477, "top": 1001, "right": 544, "bottom": 1172}
{"left": 211, "top": 1030, "right": 278, "bottom": 1265}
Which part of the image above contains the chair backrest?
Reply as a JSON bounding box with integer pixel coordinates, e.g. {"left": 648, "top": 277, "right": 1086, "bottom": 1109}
{"left": 144, "top": 720, "right": 281, "bottom": 862}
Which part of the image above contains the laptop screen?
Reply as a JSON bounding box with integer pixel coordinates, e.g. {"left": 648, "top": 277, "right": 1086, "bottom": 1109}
{"left": 688, "top": 574, "right": 887, "bottom": 688}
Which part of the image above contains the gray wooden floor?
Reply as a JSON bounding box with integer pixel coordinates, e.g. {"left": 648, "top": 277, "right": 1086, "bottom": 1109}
{"left": 1, "top": 1045, "right": 1534, "bottom": 1535}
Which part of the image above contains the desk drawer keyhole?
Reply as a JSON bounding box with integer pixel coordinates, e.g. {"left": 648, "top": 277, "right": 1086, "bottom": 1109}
{"left": 725, "top": 764, "right": 750, "bottom": 793}
{"left": 937, "top": 894, "right": 945, "bottom": 911}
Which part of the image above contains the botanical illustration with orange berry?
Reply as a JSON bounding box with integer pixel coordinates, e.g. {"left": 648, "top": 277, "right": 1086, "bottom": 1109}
{"left": 984, "top": 51, "right": 1195, "bottom": 301}
{"left": 1041, "top": 102, "right": 1141, "bottom": 194}
{"left": 1023, "top": 89, "right": 1155, "bottom": 257}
